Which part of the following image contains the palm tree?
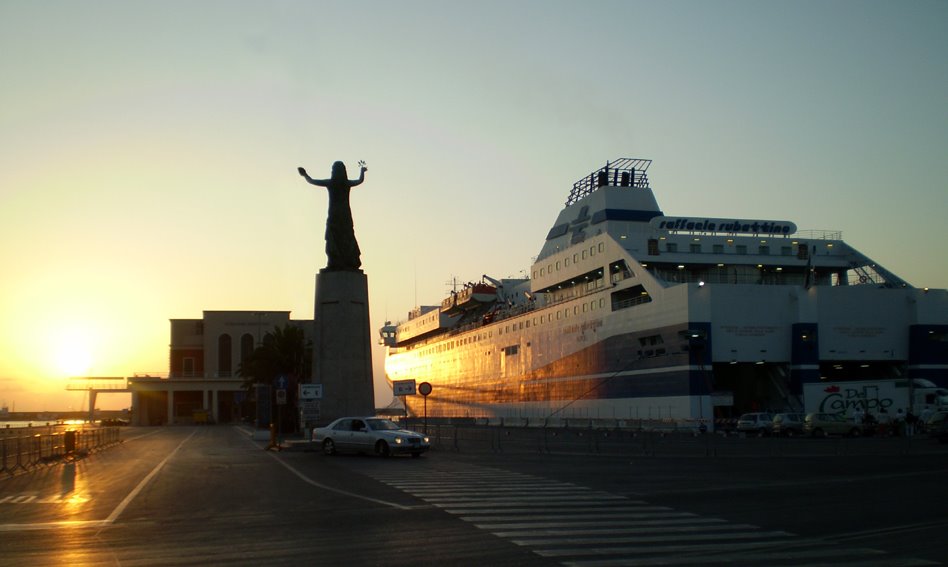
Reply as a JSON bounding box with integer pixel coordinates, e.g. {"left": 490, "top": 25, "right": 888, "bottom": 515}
{"left": 238, "top": 324, "right": 312, "bottom": 431}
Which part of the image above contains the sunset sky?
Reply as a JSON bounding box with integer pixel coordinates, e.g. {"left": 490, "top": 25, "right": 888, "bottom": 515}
{"left": 2, "top": 1, "right": 946, "bottom": 412}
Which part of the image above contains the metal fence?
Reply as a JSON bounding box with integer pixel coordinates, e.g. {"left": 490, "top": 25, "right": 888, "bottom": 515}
{"left": 1, "top": 426, "right": 122, "bottom": 475}
{"left": 402, "top": 420, "right": 943, "bottom": 458}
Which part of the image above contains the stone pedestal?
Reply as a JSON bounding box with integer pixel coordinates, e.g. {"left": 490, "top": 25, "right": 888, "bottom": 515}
{"left": 312, "top": 270, "right": 375, "bottom": 424}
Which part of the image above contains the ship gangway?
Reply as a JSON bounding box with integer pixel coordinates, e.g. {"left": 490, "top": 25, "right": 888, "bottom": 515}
{"left": 66, "top": 377, "right": 130, "bottom": 422}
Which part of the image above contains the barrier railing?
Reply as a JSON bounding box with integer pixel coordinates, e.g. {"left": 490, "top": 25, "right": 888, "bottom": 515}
{"left": 1, "top": 426, "right": 122, "bottom": 475}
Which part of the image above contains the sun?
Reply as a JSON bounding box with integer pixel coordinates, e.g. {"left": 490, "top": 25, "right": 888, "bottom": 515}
{"left": 52, "top": 331, "right": 95, "bottom": 377}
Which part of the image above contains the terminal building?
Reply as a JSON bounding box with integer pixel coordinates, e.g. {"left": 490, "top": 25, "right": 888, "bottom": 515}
{"left": 127, "top": 311, "right": 311, "bottom": 426}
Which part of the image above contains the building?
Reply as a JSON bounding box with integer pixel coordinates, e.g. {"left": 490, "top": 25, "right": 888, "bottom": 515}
{"left": 128, "top": 311, "right": 311, "bottom": 425}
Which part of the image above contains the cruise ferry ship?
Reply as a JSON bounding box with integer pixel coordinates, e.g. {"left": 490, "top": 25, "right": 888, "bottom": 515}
{"left": 380, "top": 159, "right": 948, "bottom": 426}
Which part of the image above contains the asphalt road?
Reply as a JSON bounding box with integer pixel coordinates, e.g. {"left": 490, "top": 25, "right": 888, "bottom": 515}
{"left": 1, "top": 426, "right": 946, "bottom": 566}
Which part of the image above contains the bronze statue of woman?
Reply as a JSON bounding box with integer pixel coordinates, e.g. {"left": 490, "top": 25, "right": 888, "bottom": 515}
{"left": 298, "top": 160, "right": 366, "bottom": 271}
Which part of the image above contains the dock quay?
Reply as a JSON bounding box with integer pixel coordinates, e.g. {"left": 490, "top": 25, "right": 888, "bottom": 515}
{"left": 2, "top": 425, "right": 947, "bottom": 565}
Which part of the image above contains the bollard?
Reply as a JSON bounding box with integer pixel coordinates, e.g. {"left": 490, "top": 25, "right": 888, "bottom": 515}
{"left": 267, "top": 423, "right": 279, "bottom": 451}
{"left": 64, "top": 430, "right": 77, "bottom": 454}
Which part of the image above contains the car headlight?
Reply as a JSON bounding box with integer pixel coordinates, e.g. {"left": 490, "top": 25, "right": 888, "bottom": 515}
{"left": 394, "top": 436, "right": 403, "bottom": 444}
{"left": 423, "top": 436, "right": 430, "bottom": 443}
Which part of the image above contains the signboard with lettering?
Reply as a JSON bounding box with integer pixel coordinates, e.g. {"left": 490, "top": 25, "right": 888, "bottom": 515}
{"left": 650, "top": 216, "right": 797, "bottom": 235}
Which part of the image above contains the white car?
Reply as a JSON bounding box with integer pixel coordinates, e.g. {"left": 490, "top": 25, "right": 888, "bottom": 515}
{"left": 313, "top": 417, "right": 430, "bottom": 458}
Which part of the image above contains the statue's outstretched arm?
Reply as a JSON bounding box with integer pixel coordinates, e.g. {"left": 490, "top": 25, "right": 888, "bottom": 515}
{"left": 298, "top": 167, "right": 330, "bottom": 187}
{"left": 350, "top": 166, "right": 366, "bottom": 187}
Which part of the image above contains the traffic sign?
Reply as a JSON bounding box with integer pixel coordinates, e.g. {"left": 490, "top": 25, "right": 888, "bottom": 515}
{"left": 276, "top": 389, "right": 287, "bottom": 405}
{"left": 393, "top": 379, "right": 416, "bottom": 396}
{"left": 418, "top": 382, "right": 432, "bottom": 396}
{"left": 276, "top": 376, "right": 288, "bottom": 390}
{"left": 300, "top": 383, "right": 323, "bottom": 400}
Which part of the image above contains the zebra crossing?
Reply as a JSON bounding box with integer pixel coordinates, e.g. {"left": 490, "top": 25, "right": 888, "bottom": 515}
{"left": 363, "top": 463, "right": 935, "bottom": 566}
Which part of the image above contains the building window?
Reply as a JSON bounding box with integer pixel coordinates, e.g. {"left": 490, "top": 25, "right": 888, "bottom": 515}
{"left": 240, "top": 333, "right": 254, "bottom": 364}
{"left": 218, "top": 334, "right": 232, "bottom": 376}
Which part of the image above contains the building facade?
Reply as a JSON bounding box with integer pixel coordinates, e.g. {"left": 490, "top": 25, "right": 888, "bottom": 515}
{"left": 128, "top": 311, "right": 311, "bottom": 425}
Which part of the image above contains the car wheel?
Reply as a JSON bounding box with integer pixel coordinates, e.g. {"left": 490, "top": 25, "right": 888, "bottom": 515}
{"left": 758, "top": 428, "right": 768, "bottom": 437}
{"left": 812, "top": 428, "right": 825, "bottom": 438}
{"left": 849, "top": 427, "right": 861, "bottom": 438}
{"left": 786, "top": 429, "right": 796, "bottom": 438}
{"left": 375, "top": 440, "right": 391, "bottom": 457}
{"left": 411, "top": 452, "right": 421, "bottom": 458}
{"left": 322, "top": 438, "right": 336, "bottom": 456}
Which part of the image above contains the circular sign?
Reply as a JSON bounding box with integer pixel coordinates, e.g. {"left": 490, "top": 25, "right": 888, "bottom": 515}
{"left": 418, "top": 381, "right": 433, "bottom": 396}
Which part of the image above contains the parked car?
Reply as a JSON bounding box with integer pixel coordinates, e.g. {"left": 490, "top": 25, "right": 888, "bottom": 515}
{"left": 772, "top": 413, "right": 806, "bottom": 437}
{"left": 923, "top": 411, "right": 948, "bottom": 432}
{"left": 736, "top": 413, "right": 774, "bottom": 436}
{"left": 930, "top": 418, "right": 948, "bottom": 444}
{"left": 312, "top": 417, "right": 430, "bottom": 458}
{"left": 803, "top": 413, "right": 863, "bottom": 437}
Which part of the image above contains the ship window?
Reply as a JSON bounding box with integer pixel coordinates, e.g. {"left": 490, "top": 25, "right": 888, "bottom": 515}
{"left": 565, "top": 257, "right": 570, "bottom": 267}
{"left": 590, "top": 245, "right": 595, "bottom": 256}
{"left": 647, "top": 239, "right": 659, "bottom": 255}
{"left": 526, "top": 320, "right": 531, "bottom": 328}
{"left": 582, "top": 250, "right": 586, "bottom": 259}
{"left": 759, "top": 245, "right": 770, "bottom": 255}
{"left": 599, "top": 243, "right": 604, "bottom": 252}
{"left": 540, "top": 268, "right": 545, "bottom": 276}
{"left": 666, "top": 243, "right": 677, "bottom": 252}
{"left": 599, "top": 298, "right": 605, "bottom": 309}
{"left": 548, "top": 264, "right": 553, "bottom": 273}
{"left": 690, "top": 243, "right": 701, "bottom": 253}
{"left": 573, "top": 253, "right": 579, "bottom": 263}
{"left": 713, "top": 244, "right": 724, "bottom": 254}
{"left": 781, "top": 246, "right": 792, "bottom": 256}
{"left": 582, "top": 303, "right": 587, "bottom": 313}
{"left": 556, "top": 311, "right": 561, "bottom": 320}
{"left": 556, "top": 261, "right": 561, "bottom": 270}
{"left": 736, "top": 245, "right": 747, "bottom": 255}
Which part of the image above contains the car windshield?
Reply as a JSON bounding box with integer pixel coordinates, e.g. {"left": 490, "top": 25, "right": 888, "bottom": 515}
{"left": 366, "top": 418, "right": 401, "bottom": 431}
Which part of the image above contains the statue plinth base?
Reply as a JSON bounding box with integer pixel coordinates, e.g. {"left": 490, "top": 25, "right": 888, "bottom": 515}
{"left": 311, "top": 269, "right": 375, "bottom": 425}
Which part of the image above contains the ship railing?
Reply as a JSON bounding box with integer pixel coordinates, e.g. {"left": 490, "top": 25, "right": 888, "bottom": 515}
{"left": 795, "top": 230, "right": 843, "bottom": 240}
{"left": 653, "top": 268, "right": 891, "bottom": 287}
{"left": 566, "top": 159, "right": 652, "bottom": 206}
{"left": 612, "top": 294, "right": 652, "bottom": 310}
